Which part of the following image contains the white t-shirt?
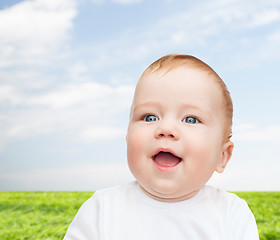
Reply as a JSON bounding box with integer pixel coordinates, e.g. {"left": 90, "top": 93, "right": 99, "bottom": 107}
{"left": 64, "top": 181, "right": 259, "bottom": 240}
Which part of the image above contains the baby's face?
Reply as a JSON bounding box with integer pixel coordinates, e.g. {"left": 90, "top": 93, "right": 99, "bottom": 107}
{"left": 127, "top": 67, "right": 233, "bottom": 202}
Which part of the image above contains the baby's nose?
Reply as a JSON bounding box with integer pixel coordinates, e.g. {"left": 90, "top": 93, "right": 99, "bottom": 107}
{"left": 154, "top": 124, "right": 179, "bottom": 140}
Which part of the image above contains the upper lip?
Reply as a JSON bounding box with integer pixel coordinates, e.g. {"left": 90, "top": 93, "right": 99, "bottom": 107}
{"left": 152, "top": 147, "right": 182, "bottom": 161}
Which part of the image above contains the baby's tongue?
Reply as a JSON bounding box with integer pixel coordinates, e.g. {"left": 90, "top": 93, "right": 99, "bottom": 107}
{"left": 154, "top": 152, "right": 181, "bottom": 167}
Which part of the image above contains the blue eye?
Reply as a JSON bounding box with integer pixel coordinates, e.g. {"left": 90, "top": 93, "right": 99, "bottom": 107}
{"left": 144, "top": 115, "right": 159, "bottom": 122}
{"left": 183, "top": 116, "right": 199, "bottom": 124}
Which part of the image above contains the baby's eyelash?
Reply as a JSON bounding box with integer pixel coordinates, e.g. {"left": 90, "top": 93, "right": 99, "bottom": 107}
{"left": 141, "top": 113, "right": 159, "bottom": 120}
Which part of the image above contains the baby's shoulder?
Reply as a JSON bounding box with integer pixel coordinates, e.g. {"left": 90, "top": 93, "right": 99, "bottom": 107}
{"left": 201, "top": 185, "right": 249, "bottom": 211}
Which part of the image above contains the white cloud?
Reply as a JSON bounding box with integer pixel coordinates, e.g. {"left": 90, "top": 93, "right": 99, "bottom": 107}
{"left": 0, "top": 0, "right": 77, "bottom": 67}
{"left": 0, "top": 85, "right": 21, "bottom": 105}
{"left": 208, "top": 167, "right": 280, "bottom": 191}
{"left": 91, "top": 0, "right": 105, "bottom": 4}
{"left": 80, "top": 126, "right": 127, "bottom": 142}
{"left": 232, "top": 123, "right": 257, "bottom": 132}
{"left": 83, "top": 0, "right": 280, "bottom": 73}
{"left": 91, "top": 0, "right": 142, "bottom": 4}
{"left": 112, "top": 0, "right": 142, "bottom": 4}
{"left": 233, "top": 124, "right": 280, "bottom": 142}
{"left": 0, "top": 82, "right": 134, "bottom": 109}
{"left": 0, "top": 82, "right": 134, "bottom": 148}
{"left": 268, "top": 30, "right": 280, "bottom": 43}
{"left": 0, "top": 163, "right": 134, "bottom": 191}
{"left": 247, "top": 8, "right": 280, "bottom": 27}
{"left": 29, "top": 83, "right": 114, "bottom": 108}
{"left": 68, "top": 62, "right": 88, "bottom": 80}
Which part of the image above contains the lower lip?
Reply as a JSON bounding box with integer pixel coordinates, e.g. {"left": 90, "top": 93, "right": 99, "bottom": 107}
{"left": 152, "top": 159, "right": 181, "bottom": 172}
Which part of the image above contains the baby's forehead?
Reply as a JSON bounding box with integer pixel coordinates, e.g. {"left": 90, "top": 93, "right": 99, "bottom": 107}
{"left": 139, "top": 65, "right": 219, "bottom": 88}
{"left": 135, "top": 67, "right": 223, "bottom": 105}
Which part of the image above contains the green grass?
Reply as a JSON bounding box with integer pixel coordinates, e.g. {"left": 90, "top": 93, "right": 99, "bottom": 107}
{"left": 235, "top": 192, "right": 280, "bottom": 240}
{"left": 0, "top": 192, "right": 93, "bottom": 240}
{"left": 0, "top": 191, "right": 279, "bottom": 239}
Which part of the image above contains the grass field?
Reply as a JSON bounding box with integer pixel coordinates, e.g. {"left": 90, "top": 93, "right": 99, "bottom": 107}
{"left": 0, "top": 191, "right": 279, "bottom": 240}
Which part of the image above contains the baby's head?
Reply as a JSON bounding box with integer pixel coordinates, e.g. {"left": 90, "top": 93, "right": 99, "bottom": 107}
{"left": 126, "top": 54, "right": 234, "bottom": 202}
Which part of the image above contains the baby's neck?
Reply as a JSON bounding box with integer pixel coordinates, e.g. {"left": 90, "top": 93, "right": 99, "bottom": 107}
{"left": 140, "top": 185, "right": 200, "bottom": 203}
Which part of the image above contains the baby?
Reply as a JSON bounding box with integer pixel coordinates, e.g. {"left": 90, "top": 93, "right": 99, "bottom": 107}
{"left": 64, "top": 54, "right": 259, "bottom": 239}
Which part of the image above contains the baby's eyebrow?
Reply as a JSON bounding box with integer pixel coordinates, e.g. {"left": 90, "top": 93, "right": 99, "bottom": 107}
{"left": 133, "top": 101, "right": 162, "bottom": 111}
{"left": 179, "top": 104, "right": 205, "bottom": 113}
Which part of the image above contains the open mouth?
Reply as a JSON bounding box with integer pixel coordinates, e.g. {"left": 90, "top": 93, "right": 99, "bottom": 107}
{"left": 152, "top": 151, "right": 182, "bottom": 170}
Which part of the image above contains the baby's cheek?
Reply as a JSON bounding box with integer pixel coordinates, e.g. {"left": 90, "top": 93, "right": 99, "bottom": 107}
{"left": 127, "top": 130, "right": 142, "bottom": 160}
{"left": 185, "top": 138, "right": 212, "bottom": 168}
{"left": 128, "top": 126, "right": 146, "bottom": 146}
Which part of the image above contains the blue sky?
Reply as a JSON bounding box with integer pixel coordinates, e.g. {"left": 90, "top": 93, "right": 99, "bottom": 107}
{"left": 0, "top": 0, "right": 280, "bottom": 191}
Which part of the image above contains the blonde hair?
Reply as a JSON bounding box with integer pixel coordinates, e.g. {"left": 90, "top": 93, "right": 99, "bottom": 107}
{"left": 138, "top": 54, "right": 233, "bottom": 141}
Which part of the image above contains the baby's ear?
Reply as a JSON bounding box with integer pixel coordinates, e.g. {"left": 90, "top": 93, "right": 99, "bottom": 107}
{"left": 215, "top": 141, "right": 234, "bottom": 173}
